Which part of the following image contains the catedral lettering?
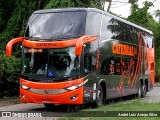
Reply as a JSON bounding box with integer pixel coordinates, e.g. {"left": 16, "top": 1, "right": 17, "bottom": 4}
{"left": 112, "top": 43, "right": 137, "bottom": 56}
{"left": 5, "top": 8, "right": 155, "bottom": 109}
{"left": 36, "top": 43, "right": 57, "bottom": 47}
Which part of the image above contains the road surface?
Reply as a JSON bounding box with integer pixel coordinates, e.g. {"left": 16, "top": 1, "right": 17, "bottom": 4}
{"left": 0, "top": 103, "right": 71, "bottom": 120}
{"left": 0, "top": 87, "right": 160, "bottom": 120}
{"left": 141, "top": 87, "right": 160, "bottom": 103}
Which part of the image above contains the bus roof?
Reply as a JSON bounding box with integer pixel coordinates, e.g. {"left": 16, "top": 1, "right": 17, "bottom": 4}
{"left": 33, "top": 8, "right": 153, "bottom": 35}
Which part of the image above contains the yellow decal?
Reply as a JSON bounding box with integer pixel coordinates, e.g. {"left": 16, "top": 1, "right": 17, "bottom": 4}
{"left": 112, "top": 43, "right": 137, "bottom": 56}
{"left": 28, "top": 49, "right": 43, "bottom": 53}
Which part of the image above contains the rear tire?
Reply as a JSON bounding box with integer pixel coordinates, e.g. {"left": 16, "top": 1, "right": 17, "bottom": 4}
{"left": 138, "top": 82, "right": 146, "bottom": 98}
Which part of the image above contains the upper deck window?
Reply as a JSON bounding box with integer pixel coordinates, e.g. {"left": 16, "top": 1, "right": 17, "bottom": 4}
{"left": 25, "top": 11, "right": 87, "bottom": 40}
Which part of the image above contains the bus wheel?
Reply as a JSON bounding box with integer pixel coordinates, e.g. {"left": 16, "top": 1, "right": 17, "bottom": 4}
{"left": 95, "top": 85, "right": 104, "bottom": 107}
{"left": 138, "top": 83, "right": 146, "bottom": 98}
{"left": 44, "top": 104, "right": 55, "bottom": 110}
{"left": 145, "top": 82, "right": 147, "bottom": 95}
{"left": 142, "top": 83, "right": 147, "bottom": 97}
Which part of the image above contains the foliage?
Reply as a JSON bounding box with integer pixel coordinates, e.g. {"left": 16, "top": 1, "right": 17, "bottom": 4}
{"left": 155, "top": 10, "right": 160, "bottom": 23}
{"left": 0, "top": 53, "right": 21, "bottom": 97}
{"left": 128, "top": 0, "right": 154, "bottom": 27}
{"left": 0, "top": 0, "right": 103, "bottom": 97}
{"left": 0, "top": 0, "right": 49, "bottom": 51}
{"left": 0, "top": 1, "right": 50, "bottom": 97}
{"left": 0, "top": 0, "right": 102, "bottom": 51}
{"left": 0, "top": 0, "right": 160, "bottom": 98}
{"left": 45, "top": 0, "right": 103, "bottom": 9}
{"left": 127, "top": 0, "right": 160, "bottom": 82}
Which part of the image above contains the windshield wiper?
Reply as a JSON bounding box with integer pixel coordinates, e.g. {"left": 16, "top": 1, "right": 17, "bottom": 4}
{"left": 20, "top": 74, "right": 41, "bottom": 82}
{"left": 21, "top": 74, "right": 79, "bottom": 82}
{"left": 25, "top": 35, "right": 82, "bottom": 40}
{"left": 63, "top": 75, "right": 79, "bottom": 78}
{"left": 47, "top": 75, "right": 76, "bottom": 81}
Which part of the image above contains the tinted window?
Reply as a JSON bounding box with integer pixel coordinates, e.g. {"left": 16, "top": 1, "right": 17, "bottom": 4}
{"left": 22, "top": 47, "right": 81, "bottom": 81}
{"left": 83, "top": 43, "right": 97, "bottom": 73}
{"left": 85, "top": 12, "right": 102, "bottom": 36}
{"left": 147, "top": 36, "right": 153, "bottom": 48}
{"left": 101, "top": 15, "right": 114, "bottom": 41}
{"left": 25, "top": 11, "right": 87, "bottom": 40}
{"left": 102, "top": 16, "right": 138, "bottom": 44}
{"left": 101, "top": 57, "right": 115, "bottom": 75}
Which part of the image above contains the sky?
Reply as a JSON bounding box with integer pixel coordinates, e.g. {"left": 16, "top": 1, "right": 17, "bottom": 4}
{"left": 104, "top": 0, "right": 160, "bottom": 19}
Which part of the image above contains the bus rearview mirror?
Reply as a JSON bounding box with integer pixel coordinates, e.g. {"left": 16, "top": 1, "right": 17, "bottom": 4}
{"left": 6, "top": 37, "right": 24, "bottom": 57}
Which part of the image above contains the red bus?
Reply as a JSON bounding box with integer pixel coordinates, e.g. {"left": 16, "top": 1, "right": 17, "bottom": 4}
{"left": 6, "top": 8, "right": 155, "bottom": 108}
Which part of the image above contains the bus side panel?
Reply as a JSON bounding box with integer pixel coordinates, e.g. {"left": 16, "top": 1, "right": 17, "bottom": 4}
{"left": 83, "top": 74, "right": 112, "bottom": 103}
{"left": 99, "top": 40, "right": 139, "bottom": 98}
{"left": 147, "top": 48, "right": 155, "bottom": 90}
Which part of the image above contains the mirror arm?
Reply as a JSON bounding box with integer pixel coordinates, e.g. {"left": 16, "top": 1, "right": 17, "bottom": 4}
{"left": 6, "top": 37, "right": 24, "bottom": 57}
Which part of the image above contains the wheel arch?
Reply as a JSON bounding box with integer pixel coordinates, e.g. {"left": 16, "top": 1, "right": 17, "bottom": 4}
{"left": 139, "top": 77, "right": 143, "bottom": 85}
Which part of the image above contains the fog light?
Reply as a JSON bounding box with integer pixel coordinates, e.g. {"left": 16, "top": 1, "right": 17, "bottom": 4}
{"left": 70, "top": 95, "right": 77, "bottom": 100}
{"left": 22, "top": 94, "right": 26, "bottom": 99}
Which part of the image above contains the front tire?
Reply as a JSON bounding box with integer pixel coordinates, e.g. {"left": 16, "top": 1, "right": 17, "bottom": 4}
{"left": 95, "top": 85, "right": 105, "bottom": 107}
{"left": 44, "top": 104, "right": 55, "bottom": 110}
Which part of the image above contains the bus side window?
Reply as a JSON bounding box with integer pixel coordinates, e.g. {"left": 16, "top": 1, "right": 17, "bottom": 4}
{"left": 115, "top": 57, "right": 121, "bottom": 75}
{"left": 101, "top": 57, "right": 115, "bottom": 75}
{"left": 84, "top": 53, "right": 91, "bottom": 73}
{"left": 101, "top": 58, "right": 110, "bottom": 75}
{"left": 147, "top": 36, "right": 153, "bottom": 48}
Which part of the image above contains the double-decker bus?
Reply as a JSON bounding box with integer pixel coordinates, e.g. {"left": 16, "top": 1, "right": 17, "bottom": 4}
{"left": 6, "top": 8, "right": 155, "bottom": 108}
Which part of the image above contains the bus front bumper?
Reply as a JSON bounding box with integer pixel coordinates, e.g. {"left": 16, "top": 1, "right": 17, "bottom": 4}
{"left": 20, "top": 78, "right": 85, "bottom": 104}
{"left": 20, "top": 87, "right": 83, "bottom": 104}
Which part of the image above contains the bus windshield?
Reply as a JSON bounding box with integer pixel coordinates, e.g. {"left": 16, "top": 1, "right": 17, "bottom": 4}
{"left": 25, "top": 11, "right": 86, "bottom": 40}
{"left": 22, "top": 47, "right": 80, "bottom": 82}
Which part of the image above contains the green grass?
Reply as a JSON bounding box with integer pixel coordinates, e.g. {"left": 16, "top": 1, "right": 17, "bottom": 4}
{"left": 59, "top": 99, "right": 160, "bottom": 120}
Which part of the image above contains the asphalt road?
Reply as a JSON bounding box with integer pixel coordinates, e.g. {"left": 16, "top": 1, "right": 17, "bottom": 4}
{"left": 0, "top": 87, "right": 160, "bottom": 120}
{"left": 141, "top": 87, "right": 160, "bottom": 103}
{"left": 0, "top": 103, "right": 72, "bottom": 120}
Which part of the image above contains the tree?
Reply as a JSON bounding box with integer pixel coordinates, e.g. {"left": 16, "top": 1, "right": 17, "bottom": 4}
{"left": 155, "top": 10, "right": 160, "bottom": 23}
{"left": 0, "top": 0, "right": 104, "bottom": 97}
{"left": 127, "top": 0, "right": 160, "bottom": 82}
{"left": 45, "top": 0, "right": 103, "bottom": 9}
{"left": 127, "top": 0, "right": 153, "bottom": 27}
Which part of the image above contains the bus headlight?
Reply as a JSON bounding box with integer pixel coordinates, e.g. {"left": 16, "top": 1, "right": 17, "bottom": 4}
{"left": 65, "top": 79, "right": 88, "bottom": 91}
{"left": 20, "top": 84, "right": 30, "bottom": 90}
{"left": 66, "top": 86, "right": 78, "bottom": 91}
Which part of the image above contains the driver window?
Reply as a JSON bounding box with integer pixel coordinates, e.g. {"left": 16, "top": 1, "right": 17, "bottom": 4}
{"left": 84, "top": 53, "right": 96, "bottom": 73}
{"left": 84, "top": 53, "right": 92, "bottom": 72}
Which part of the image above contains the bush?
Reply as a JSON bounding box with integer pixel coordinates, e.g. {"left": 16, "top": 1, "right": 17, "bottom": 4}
{"left": 0, "top": 53, "right": 21, "bottom": 97}
{"left": 155, "top": 64, "right": 160, "bottom": 83}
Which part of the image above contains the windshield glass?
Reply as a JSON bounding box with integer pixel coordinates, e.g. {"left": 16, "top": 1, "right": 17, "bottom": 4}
{"left": 22, "top": 47, "right": 80, "bottom": 82}
{"left": 25, "top": 11, "right": 86, "bottom": 40}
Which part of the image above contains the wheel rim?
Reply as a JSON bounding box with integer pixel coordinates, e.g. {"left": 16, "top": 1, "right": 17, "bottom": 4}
{"left": 138, "top": 86, "right": 142, "bottom": 97}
